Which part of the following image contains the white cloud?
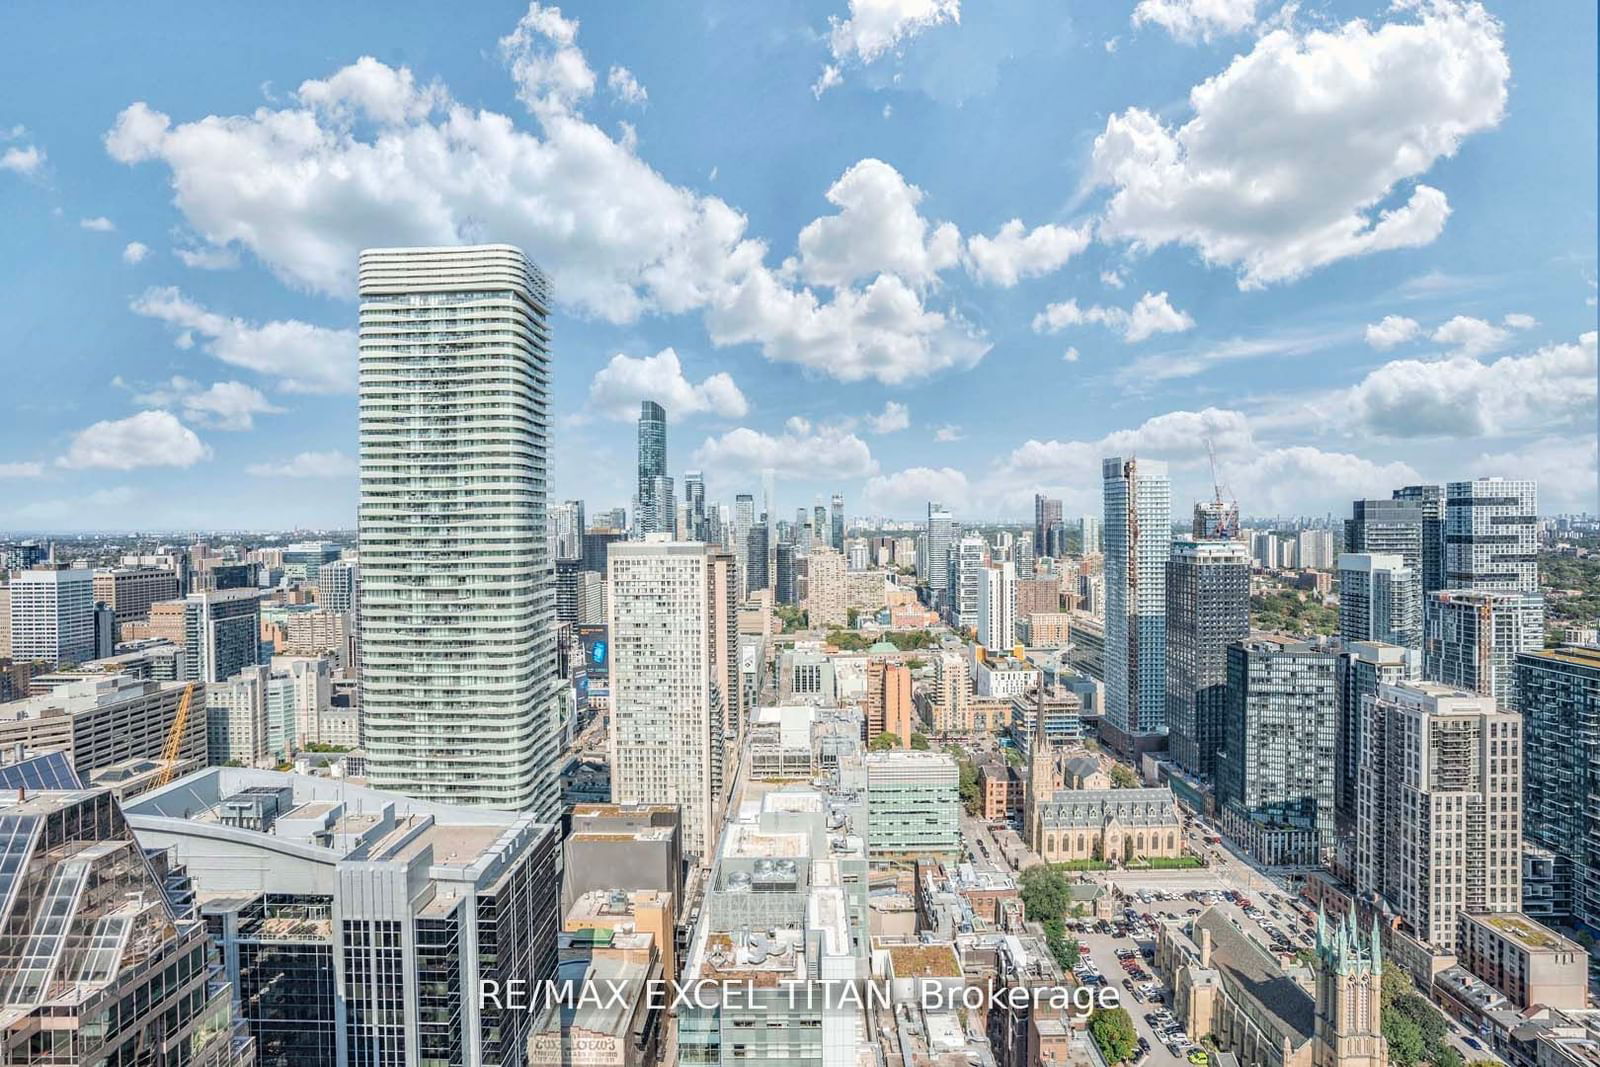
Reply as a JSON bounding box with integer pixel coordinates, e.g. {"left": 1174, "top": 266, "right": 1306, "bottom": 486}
{"left": 865, "top": 400, "right": 910, "bottom": 434}
{"left": 1503, "top": 312, "right": 1537, "bottom": 330}
{"left": 0, "top": 462, "right": 44, "bottom": 478}
{"left": 1364, "top": 314, "right": 1421, "bottom": 350}
{"left": 1063, "top": 346, "right": 1080, "bottom": 363}
{"left": 863, "top": 466, "right": 971, "bottom": 513}
{"left": 1132, "top": 0, "right": 1258, "bottom": 42}
{"left": 933, "top": 424, "right": 964, "bottom": 442}
{"left": 0, "top": 144, "right": 44, "bottom": 176}
{"left": 1100, "top": 270, "right": 1124, "bottom": 289}
{"left": 129, "top": 376, "right": 284, "bottom": 431}
{"left": 130, "top": 287, "right": 355, "bottom": 394}
{"left": 795, "top": 159, "right": 959, "bottom": 288}
{"left": 79, "top": 216, "right": 115, "bottom": 232}
{"left": 1032, "top": 290, "right": 1194, "bottom": 343}
{"left": 1430, "top": 314, "right": 1507, "bottom": 356}
{"left": 587, "top": 348, "right": 748, "bottom": 420}
{"left": 104, "top": 24, "right": 988, "bottom": 386}
{"left": 122, "top": 241, "right": 150, "bottom": 264}
{"left": 175, "top": 245, "right": 240, "bottom": 270}
{"left": 246, "top": 450, "right": 357, "bottom": 478}
{"left": 963, "top": 220, "right": 1091, "bottom": 287}
{"left": 1091, "top": 1, "right": 1508, "bottom": 287}
{"left": 1223, "top": 447, "right": 1423, "bottom": 516}
{"left": 1347, "top": 330, "right": 1597, "bottom": 439}
{"left": 58, "top": 411, "right": 210, "bottom": 470}
{"left": 816, "top": 0, "right": 961, "bottom": 92}
{"left": 607, "top": 65, "right": 647, "bottom": 105}
{"left": 1468, "top": 436, "right": 1597, "bottom": 514}
{"left": 693, "top": 423, "right": 877, "bottom": 481}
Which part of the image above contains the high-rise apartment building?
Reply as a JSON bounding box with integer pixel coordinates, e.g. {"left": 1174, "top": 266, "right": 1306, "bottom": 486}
{"left": 1338, "top": 552, "right": 1422, "bottom": 650}
{"left": 1102, "top": 456, "right": 1171, "bottom": 755}
{"left": 926, "top": 650, "right": 973, "bottom": 736}
{"left": 552, "top": 499, "right": 585, "bottom": 560}
{"left": 1392, "top": 484, "right": 1445, "bottom": 593}
{"left": 745, "top": 522, "right": 770, "bottom": 592}
{"left": 866, "top": 659, "right": 915, "bottom": 747}
{"left": 926, "top": 503, "right": 956, "bottom": 597}
{"left": 1192, "top": 499, "right": 1240, "bottom": 541}
{"left": 948, "top": 535, "right": 988, "bottom": 632}
{"left": 1297, "top": 529, "right": 1338, "bottom": 570}
{"left": 977, "top": 559, "right": 1017, "bottom": 651}
{"left": 1344, "top": 498, "right": 1424, "bottom": 571}
{"left": 1517, "top": 646, "right": 1600, "bottom": 928}
{"left": 1216, "top": 639, "right": 1336, "bottom": 865}
{"left": 1081, "top": 514, "right": 1101, "bottom": 555}
{"left": 636, "top": 400, "right": 670, "bottom": 536}
{"left": 684, "top": 471, "right": 707, "bottom": 541}
{"left": 1034, "top": 495, "right": 1063, "bottom": 556}
{"left": 1165, "top": 539, "right": 1250, "bottom": 779}
{"left": 1355, "top": 682, "right": 1522, "bottom": 946}
{"left": 607, "top": 538, "right": 740, "bottom": 861}
{"left": 1424, "top": 589, "right": 1544, "bottom": 707}
{"left": 830, "top": 492, "right": 845, "bottom": 551}
{"left": 149, "top": 588, "right": 261, "bottom": 684}
{"left": 805, "top": 546, "right": 848, "bottom": 628}
{"left": 1445, "top": 477, "right": 1538, "bottom": 592}
{"left": 774, "top": 542, "right": 798, "bottom": 605}
{"left": 7, "top": 565, "right": 95, "bottom": 667}
{"left": 357, "top": 244, "right": 562, "bottom": 817}
{"left": 1331, "top": 640, "right": 1416, "bottom": 850}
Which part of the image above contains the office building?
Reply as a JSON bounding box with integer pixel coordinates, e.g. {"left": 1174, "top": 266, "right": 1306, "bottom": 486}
{"left": 582, "top": 527, "right": 625, "bottom": 576}
{"left": 562, "top": 803, "right": 684, "bottom": 912}
{"left": 1102, "top": 456, "right": 1171, "bottom": 755}
{"left": 1393, "top": 484, "right": 1445, "bottom": 593}
{"left": 635, "top": 400, "right": 670, "bottom": 536}
{"left": 125, "top": 768, "right": 559, "bottom": 1067}
{"left": 1216, "top": 639, "right": 1337, "bottom": 865}
{"left": 282, "top": 540, "right": 342, "bottom": 581}
{"left": 1354, "top": 682, "right": 1521, "bottom": 947}
{"left": 1165, "top": 539, "right": 1251, "bottom": 779}
{"left": 830, "top": 492, "right": 844, "bottom": 551}
{"left": 774, "top": 542, "right": 798, "bottom": 605}
{"left": 357, "top": 244, "right": 563, "bottom": 817}
{"left": 977, "top": 559, "right": 1017, "bottom": 650}
{"left": 91, "top": 565, "right": 179, "bottom": 634}
{"left": 1034, "top": 494, "right": 1063, "bottom": 556}
{"left": 805, "top": 547, "right": 848, "bottom": 628}
{"left": 607, "top": 539, "right": 740, "bottom": 862}
{"left": 1338, "top": 552, "right": 1422, "bottom": 650}
{"left": 744, "top": 522, "right": 769, "bottom": 592}
{"left": 0, "top": 674, "right": 206, "bottom": 778}
{"left": 149, "top": 588, "right": 261, "bottom": 684}
{"left": 926, "top": 504, "right": 956, "bottom": 597}
{"left": 8, "top": 565, "right": 94, "bottom": 667}
{"left": 0, "top": 786, "right": 254, "bottom": 1067}
{"left": 865, "top": 750, "right": 960, "bottom": 857}
{"left": 948, "top": 535, "right": 987, "bottom": 632}
{"left": 1424, "top": 589, "right": 1544, "bottom": 707}
{"left": 1445, "top": 477, "right": 1538, "bottom": 592}
{"left": 1517, "top": 646, "right": 1600, "bottom": 929}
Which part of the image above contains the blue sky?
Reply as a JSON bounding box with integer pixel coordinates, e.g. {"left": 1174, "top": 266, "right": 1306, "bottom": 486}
{"left": 0, "top": 0, "right": 1594, "bottom": 531}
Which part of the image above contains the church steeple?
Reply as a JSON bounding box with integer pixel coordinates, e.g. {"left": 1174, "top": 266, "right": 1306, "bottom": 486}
{"left": 1312, "top": 906, "right": 1388, "bottom": 1067}
{"left": 1026, "top": 685, "right": 1054, "bottom": 852}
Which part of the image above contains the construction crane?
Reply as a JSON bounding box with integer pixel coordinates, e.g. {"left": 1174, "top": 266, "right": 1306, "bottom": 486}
{"left": 154, "top": 682, "right": 196, "bottom": 789}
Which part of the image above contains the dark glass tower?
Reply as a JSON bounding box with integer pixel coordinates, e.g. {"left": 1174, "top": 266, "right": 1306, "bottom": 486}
{"left": 636, "top": 400, "right": 668, "bottom": 535}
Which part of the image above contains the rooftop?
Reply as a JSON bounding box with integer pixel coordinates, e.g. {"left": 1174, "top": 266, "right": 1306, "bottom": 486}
{"left": 883, "top": 942, "right": 963, "bottom": 979}
{"left": 1468, "top": 912, "right": 1583, "bottom": 954}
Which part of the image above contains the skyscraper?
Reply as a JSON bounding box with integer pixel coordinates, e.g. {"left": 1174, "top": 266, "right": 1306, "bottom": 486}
{"left": 1392, "top": 484, "right": 1445, "bottom": 593}
{"left": 684, "top": 470, "right": 707, "bottom": 541}
{"left": 1102, "top": 456, "right": 1171, "bottom": 755}
{"left": 976, "top": 559, "right": 1017, "bottom": 650}
{"left": 357, "top": 244, "right": 562, "bottom": 817}
{"left": 734, "top": 493, "right": 755, "bottom": 595}
{"left": 552, "top": 499, "right": 585, "bottom": 560}
{"left": 1424, "top": 589, "right": 1544, "bottom": 707}
{"left": 1034, "top": 494, "right": 1063, "bottom": 556}
{"left": 745, "top": 522, "right": 770, "bottom": 592}
{"left": 1445, "top": 477, "right": 1539, "bottom": 592}
{"left": 1165, "top": 538, "right": 1250, "bottom": 779}
{"left": 7, "top": 565, "right": 95, "bottom": 667}
{"left": 636, "top": 400, "right": 669, "bottom": 536}
{"left": 607, "top": 538, "right": 740, "bottom": 860}
{"left": 1192, "top": 499, "right": 1240, "bottom": 541}
{"left": 1518, "top": 646, "right": 1600, "bottom": 928}
{"left": 1344, "top": 498, "right": 1423, "bottom": 570}
{"left": 926, "top": 503, "right": 956, "bottom": 598}
{"left": 1080, "top": 514, "right": 1102, "bottom": 555}
{"left": 830, "top": 492, "right": 845, "bottom": 551}
{"left": 948, "top": 535, "right": 987, "bottom": 632}
{"left": 1337, "top": 552, "right": 1422, "bottom": 650}
{"left": 1331, "top": 639, "right": 1416, "bottom": 862}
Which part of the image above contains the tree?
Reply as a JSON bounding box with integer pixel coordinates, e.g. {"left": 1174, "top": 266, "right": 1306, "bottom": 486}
{"left": 958, "top": 759, "right": 980, "bottom": 814}
{"left": 1043, "top": 916, "right": 1080, "bottom": 969}
{"left": 1109, "top": 764, "right": 1139, "bottom": 789}
{"left": 1436, "top": 1048, "right": 1464, "bottom": 1067}
{"left": 1382, "top": 1013, "right": 1423, "bottom": 1067}
{"left": 1089, "top": 1007, "right": 1139, "bottom": 1064}
{"left": 910, "top": 732, "right": 931, "bottom": 750}
{"left": 1380, "top": 967, "right": 1414, "bottom": 1009}
{"left": 847, "top": 607, "right": 860, "bottom": 628}
{"left": 869, "top": 732, "right": 900, "bottom": 751}
{"left": 1019, "top": 865, "right": 1073, "bottom": 923}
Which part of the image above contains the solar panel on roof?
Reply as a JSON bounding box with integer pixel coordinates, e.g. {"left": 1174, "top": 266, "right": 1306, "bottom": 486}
{"left": 0, "top": 752, "right": 83, "bottom": 792}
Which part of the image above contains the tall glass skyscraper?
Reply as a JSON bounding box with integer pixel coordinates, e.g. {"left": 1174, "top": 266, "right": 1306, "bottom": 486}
{"left": 636, "top": 400, "right": 669, "bottom": 536}
{"left": 1102, "top": 456, "right": 1171, "bottom": 756}
{"left": 357, "top": 244, "right": 562, "bottom": 818}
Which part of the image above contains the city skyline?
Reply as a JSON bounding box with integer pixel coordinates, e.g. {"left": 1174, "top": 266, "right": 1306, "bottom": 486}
{"left": 1, "top": 1, "right": 1595, "bottom": 533}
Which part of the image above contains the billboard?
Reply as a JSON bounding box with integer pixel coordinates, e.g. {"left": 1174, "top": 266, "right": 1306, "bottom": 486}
{"left": 578, "top": 625, "right": 608, "bottom": 681}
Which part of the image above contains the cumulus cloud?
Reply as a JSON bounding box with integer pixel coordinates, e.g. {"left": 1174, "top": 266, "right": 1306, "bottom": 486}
{"left": 105, "top": 22, "right": 989, "bottom": 386}
{"left": 607, "top": 65, "right": 647, "bottom": 105}
{"left": 1429, "top": 314, "right": 1509, "bottom": 356}
{"left": 80, "top": 216, "right": 115, "bottom": 232}
{"left": 1347, "top": 330, "right": 1597, "bottom": 439}
{"left": 1132, "top": 0, "right": 1258, "bottom": 42}
{"left": 1469, "top": 436, "right": 1597, "bottom": 514}
{"left": 1100, "top": 270, "right": 1125, "bottom": 290}
{"left": 122, "top": 241, "right": 150, "bottom": 264}
{"left": 933, "top": 424, "right": 965, "bottom": 442}
{"left": 1503, "top": 312, "right": 1537, "bottom": 330}
{"left": 58, "top": 411, "right": 210, "bottom": 470}
{"left": 0, "top": 144, "right": 44, "bottom": 177}
{"left": 246, "top": 450, "right": 358, "bottom": 478}
{"left": 963, "top": 220, "right": 1091, "bottom": 287}
{"left": 693, "top": 422, "right": 877, "bottom": 481}
{"left": 863, "top": 466, "right": 971, "bottom": 513}
{"left": 128, "top": 376, "right": 283, "bottom": 431}
{"left": 865, "top": 401, "right": 911, "bottom": 434}
{"left": 1091, "top": 1, "right": 1508, "bottom": 287}
{"left": 795, "top": 159, "right": 960, "bottom": 288}
{"left": 130, "top": 287, "right": 355, "bottom": 394}
{"left": 1032, "top": 290, "right": 1194, "bottom": 343}
{"left": 175, "top": 245, "right": 240, "bottom": 270}
{"left": 587, "top": 348, "right": 748, "bottom": 420}
{"left": 1364, "top": 314, "right": 1421, "bottom": 350}
{"left": 815, "top": 0, "right": 961, "bottom": 93}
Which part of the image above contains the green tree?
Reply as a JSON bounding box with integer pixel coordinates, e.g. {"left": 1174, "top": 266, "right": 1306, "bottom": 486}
{"left": 1436, "top": 1048, "right": 1464, "bottom": 1067}
{"left": 1381, "top": 966, "right": 1414, "bottom": 1008}
{"left": 1018, "top": 865, "right": 1074, "bottom": 922}
{"left": 957, "top": 759, "right": 980, "bottom": 814}
{"left": 869, "top": 732, "right": 901, "bottom": 751}
{"left": 1382, "top": 1013, "right": 1423, "bottom": 1067}
{"left": 1089, "top": 1007, "right": 1139, "bottom": 1064}
{"left": 910, "top": 732, "right": 931, "bottom": 750}
{"left": 847, "top": 607, "right": 860, "bottom": 628}
{"left": 1109, "top": 764, "right": 1139, "bottom": 789}
{"left": 1042, "top": 916, "right": 1081, "bottom": 969}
